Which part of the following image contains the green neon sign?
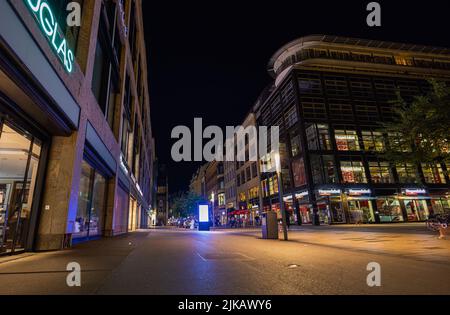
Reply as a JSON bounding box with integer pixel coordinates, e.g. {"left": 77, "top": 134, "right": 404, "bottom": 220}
{"left": 24, "top": 0, "right": 75, "bottom": 73}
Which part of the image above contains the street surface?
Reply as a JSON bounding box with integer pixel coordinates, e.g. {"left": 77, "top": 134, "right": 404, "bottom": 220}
{"left": 0, "top": 224, "right": 449, "bottom": 295}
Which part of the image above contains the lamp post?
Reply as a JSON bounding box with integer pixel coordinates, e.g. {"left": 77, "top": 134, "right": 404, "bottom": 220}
{"left": 274, "top": 152, "right": 288, "bottom": 241}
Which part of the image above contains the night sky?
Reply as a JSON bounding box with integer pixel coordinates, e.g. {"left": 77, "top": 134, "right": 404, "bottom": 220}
{"left": 142, "top": 0, "right": 449, "bottom": 193}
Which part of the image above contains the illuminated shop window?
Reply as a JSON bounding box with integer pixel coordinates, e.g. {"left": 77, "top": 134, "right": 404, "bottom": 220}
{"left": 362, "top": 131, "right": 385, "bottom": 152}
{"left": 396, "top": 163, "right": 418, "bottom": 183}
{"left": 369, "top": 161, "right": 393, "bottom": 184}
{"left": 340, "top": 160, "right": 367, "bottom": 183}
{"left": 335, "top": 129, "right": 360, "bottom": 151}
{"left": 421, "top": 163, "right": 447, "bottom": 184}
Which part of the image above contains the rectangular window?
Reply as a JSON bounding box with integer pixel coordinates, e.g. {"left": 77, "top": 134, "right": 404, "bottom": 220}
{"left": 388, "top": 133, "right": 412, "bottom": 152}
{"left": 335, "top": 129, "right": 360, "bottom": 151}
{"left": 341, "top": 160, "right": 367, "bottom": 183}
{"left": 362, "top": 131, "right": 385, "bottom": 152}
{"left": 396, "top": 163, "right": 418, "bottom": 183}
{"left": 369, "top": 161, "right": 393, "bottom": 184}
{"left": 290, "top": 130, "right": 302, "bottom": 157}
{"left": 284, "top": 106, "right": 298, "bottom": 128}
{"left": 246, "top": 167, "right": 251, "bottom": 182}
{"left": 422, "top": 163, "right": 447, "bottom": 184}
{"left": 251, "top": 162, "right": 258, "bottom": 178}
{"left": 306, "top": 124, "right": 332, "bottom": 151}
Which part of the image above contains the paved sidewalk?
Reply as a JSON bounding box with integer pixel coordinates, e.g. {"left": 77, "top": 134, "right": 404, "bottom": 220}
{"left": 0, "top": 231, "right": 150, "bottom": 294}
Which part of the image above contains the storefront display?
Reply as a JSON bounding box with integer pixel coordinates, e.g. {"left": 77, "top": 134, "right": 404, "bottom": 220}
{"left": 403, "top": 199, "right": 429, "bottom": 221}
{"left": 0, "top": 118, "right": 42, "bottom": 254}
{"left": 348, "top": 200, "right": 375, "bottom": 223}
{"left": 431, "top": 197, "right": 450, "bottom": 215}
{"left": 376, "top": 197, "right": 404, "bottom": 222}
{"left": 73, "top": 160, "right": 106, "bottom": 240}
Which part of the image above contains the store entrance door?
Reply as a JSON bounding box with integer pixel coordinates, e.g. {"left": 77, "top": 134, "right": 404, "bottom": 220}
{"left": 0, "top": 118, "right": 42, "bottom": 254}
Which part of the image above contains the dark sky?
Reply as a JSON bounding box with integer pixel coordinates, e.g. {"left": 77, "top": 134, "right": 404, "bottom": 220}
{"left": 142, "top": 0, "right": 449, "bottom": 193}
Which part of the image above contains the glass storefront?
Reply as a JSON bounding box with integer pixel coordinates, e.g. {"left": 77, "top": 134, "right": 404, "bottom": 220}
{"left": 376, "top": 197, "right": 404, "bottom": 222}
{"left": 431, "top": 198, "right": 450, "bottom": 215}
{"left": 348, "top": 199, "right": 375, "bottom": 223}
{"left": 73, "top": 161, "right": 107, "bottom": 240}
{"left": 403, "top": 199, "right": 429, "bottom": 221}
{"left": 0, "top": 119, "right": 42, "bottom": 254}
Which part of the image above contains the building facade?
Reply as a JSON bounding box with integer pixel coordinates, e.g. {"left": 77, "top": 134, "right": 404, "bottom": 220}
{"left": 0, "top": 0, "right": 155, "bottom": 255}
{"left": 255, "top": 35, "right": 450, "bottom": 225}
{"left": 234, "top": 112, "right": 262, "bottom": 226}
{"left": 204, "top": 160, "right": 225, "bottom": 225}
{"left": 155, "top": 163, "right": 168, "bottom": 226}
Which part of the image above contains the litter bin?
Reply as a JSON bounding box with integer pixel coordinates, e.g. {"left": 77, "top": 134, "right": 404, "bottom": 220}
{"left": 262, "top": 211, "right": 278, "bottom": 239}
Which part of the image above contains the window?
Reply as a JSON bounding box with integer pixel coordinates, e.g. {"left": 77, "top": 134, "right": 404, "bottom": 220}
{"left": 310, "top": 155, "right": 337, "bottom": 185}
{"left": 341, "top": 160, "right": 367, "bottom": 183}
{"left": 422, "top": 163, "right": 447, "bottom": 184}
{"left": 91, "top": 1, "right": 121, "bottom": 129}
{"left": 369, "top": 162, "right": 393, "bottom": 183}
{"left": 335, "top": 129, "right": 360, "bottom": 151}
{"left": 237, "top": 173, "right": 241, "bottom": 187}
{"left": 292, "top": 158, "right": 307, "bottom": 187}
{"left": 396, "top": 163, "right": 418, "bottom": 183}
{"left": 284, "top": 106, "right": 298, "bottom": 128}
{"left": 388, "top": 133, "right": 412, "bottom": 152}
{"left": 246, "top": 167, "right": 251, "bottom": 182}
{"left": 251, "top": 162, "right": 258, "bottom": 178}
{"left": 74, "top": 161, "right": 107, "bottom": 240}
{"left": 241, "top": 171, "right": 246, "bottom": 184}
{"left": 394, "top": 56, "right": 414, "bottom": 66}
{"left": 329, "top": 99, "right": 353, "bottom": 120}
{"left": 218, "top": 193, "right": 225, "bottom": 206}
{"left": 306, "top": 124, "right": 332, "bottom": 151}
{"left": 289, "top": 130, "right": 302, "bottom": 157}
{"left": 324, "top": 76, "right": 348, "bottom": 97}
{"left": 362, "top": 131, "right": 385, "bottom": 152}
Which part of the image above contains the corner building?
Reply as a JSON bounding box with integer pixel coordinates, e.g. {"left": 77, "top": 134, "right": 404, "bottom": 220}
{"left": 0, "top": 0, "right": 155, "bottom": 255}
{"left": 256, "top": 35, "right": 450, "bottom": 225}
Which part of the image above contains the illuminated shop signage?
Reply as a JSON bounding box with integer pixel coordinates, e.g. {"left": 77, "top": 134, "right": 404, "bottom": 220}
{"left": 295, "top": 191, "right": 309, "bottom": 199}
{"left": 24, "top": 0, "right": 74, "bottom": 73}
{"left": 318, "top": 189, "right": 341, "bottom": 196}
{"left": 402, "top": 188, "right": 427, "bottom": 196}
{"left": 346, "top": 188, "right": 372, "bottom": 196}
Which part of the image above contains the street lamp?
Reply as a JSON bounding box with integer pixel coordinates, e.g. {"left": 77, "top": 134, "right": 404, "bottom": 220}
{"left": 273, "top": 152, "right": 288, "bottom": 241}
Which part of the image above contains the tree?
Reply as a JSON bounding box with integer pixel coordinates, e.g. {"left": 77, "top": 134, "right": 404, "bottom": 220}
{"left": 169, "top": 191, "right": 204, "bottom": 218}
{"left": 379, "top": 79, "right": 450, "bottom": 183}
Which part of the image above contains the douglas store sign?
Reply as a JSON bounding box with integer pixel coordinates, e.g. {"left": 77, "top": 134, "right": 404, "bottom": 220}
{"left": 24, "top": 0, "right": 75, "bottom": 73}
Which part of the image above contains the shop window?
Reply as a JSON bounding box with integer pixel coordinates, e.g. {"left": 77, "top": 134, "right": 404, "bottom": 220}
{"left": 369, "top": 161, "right": 393, "bottom": 183}
{"left": 340, "top": 160, "right": 367, "bottom": 183}
{"left": 74, "top": 161, "right": 107, "bottom": 240}
{"left": 292, "top": 158, "right": 307, "bottom": 188}
{"left": 396, "top": 163, "right": 418, "bottom": 183}
{"left": 387, "top": 133, "right": 411, "bottom": 152}
{"left": 421, "top": 163, "right": 447, "bottom": 184}
{"left": 362, "top": 131, "right": 385, "bottom": 152}
{"left": 306, "top": 124, "right": 332, "bottom": 151}
{"left": 431, "top": 199, "right": 450, "bottom": 215}
{"left": 335, "top": 129, "right": 360, "bottom": 151}
{"left": 376, "top": 198, "right": 404, "bottom": 222}
{"left": 289, "top": 130, "right": 302, "bottom": 157}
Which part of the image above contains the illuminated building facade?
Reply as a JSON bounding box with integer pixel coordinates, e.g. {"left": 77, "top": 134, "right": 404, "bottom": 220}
{"left": 255, "top": 35, "right": 450, "bottom": 224}
{"left": 0, "top": 0, "right": 155, "bottom": 254}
